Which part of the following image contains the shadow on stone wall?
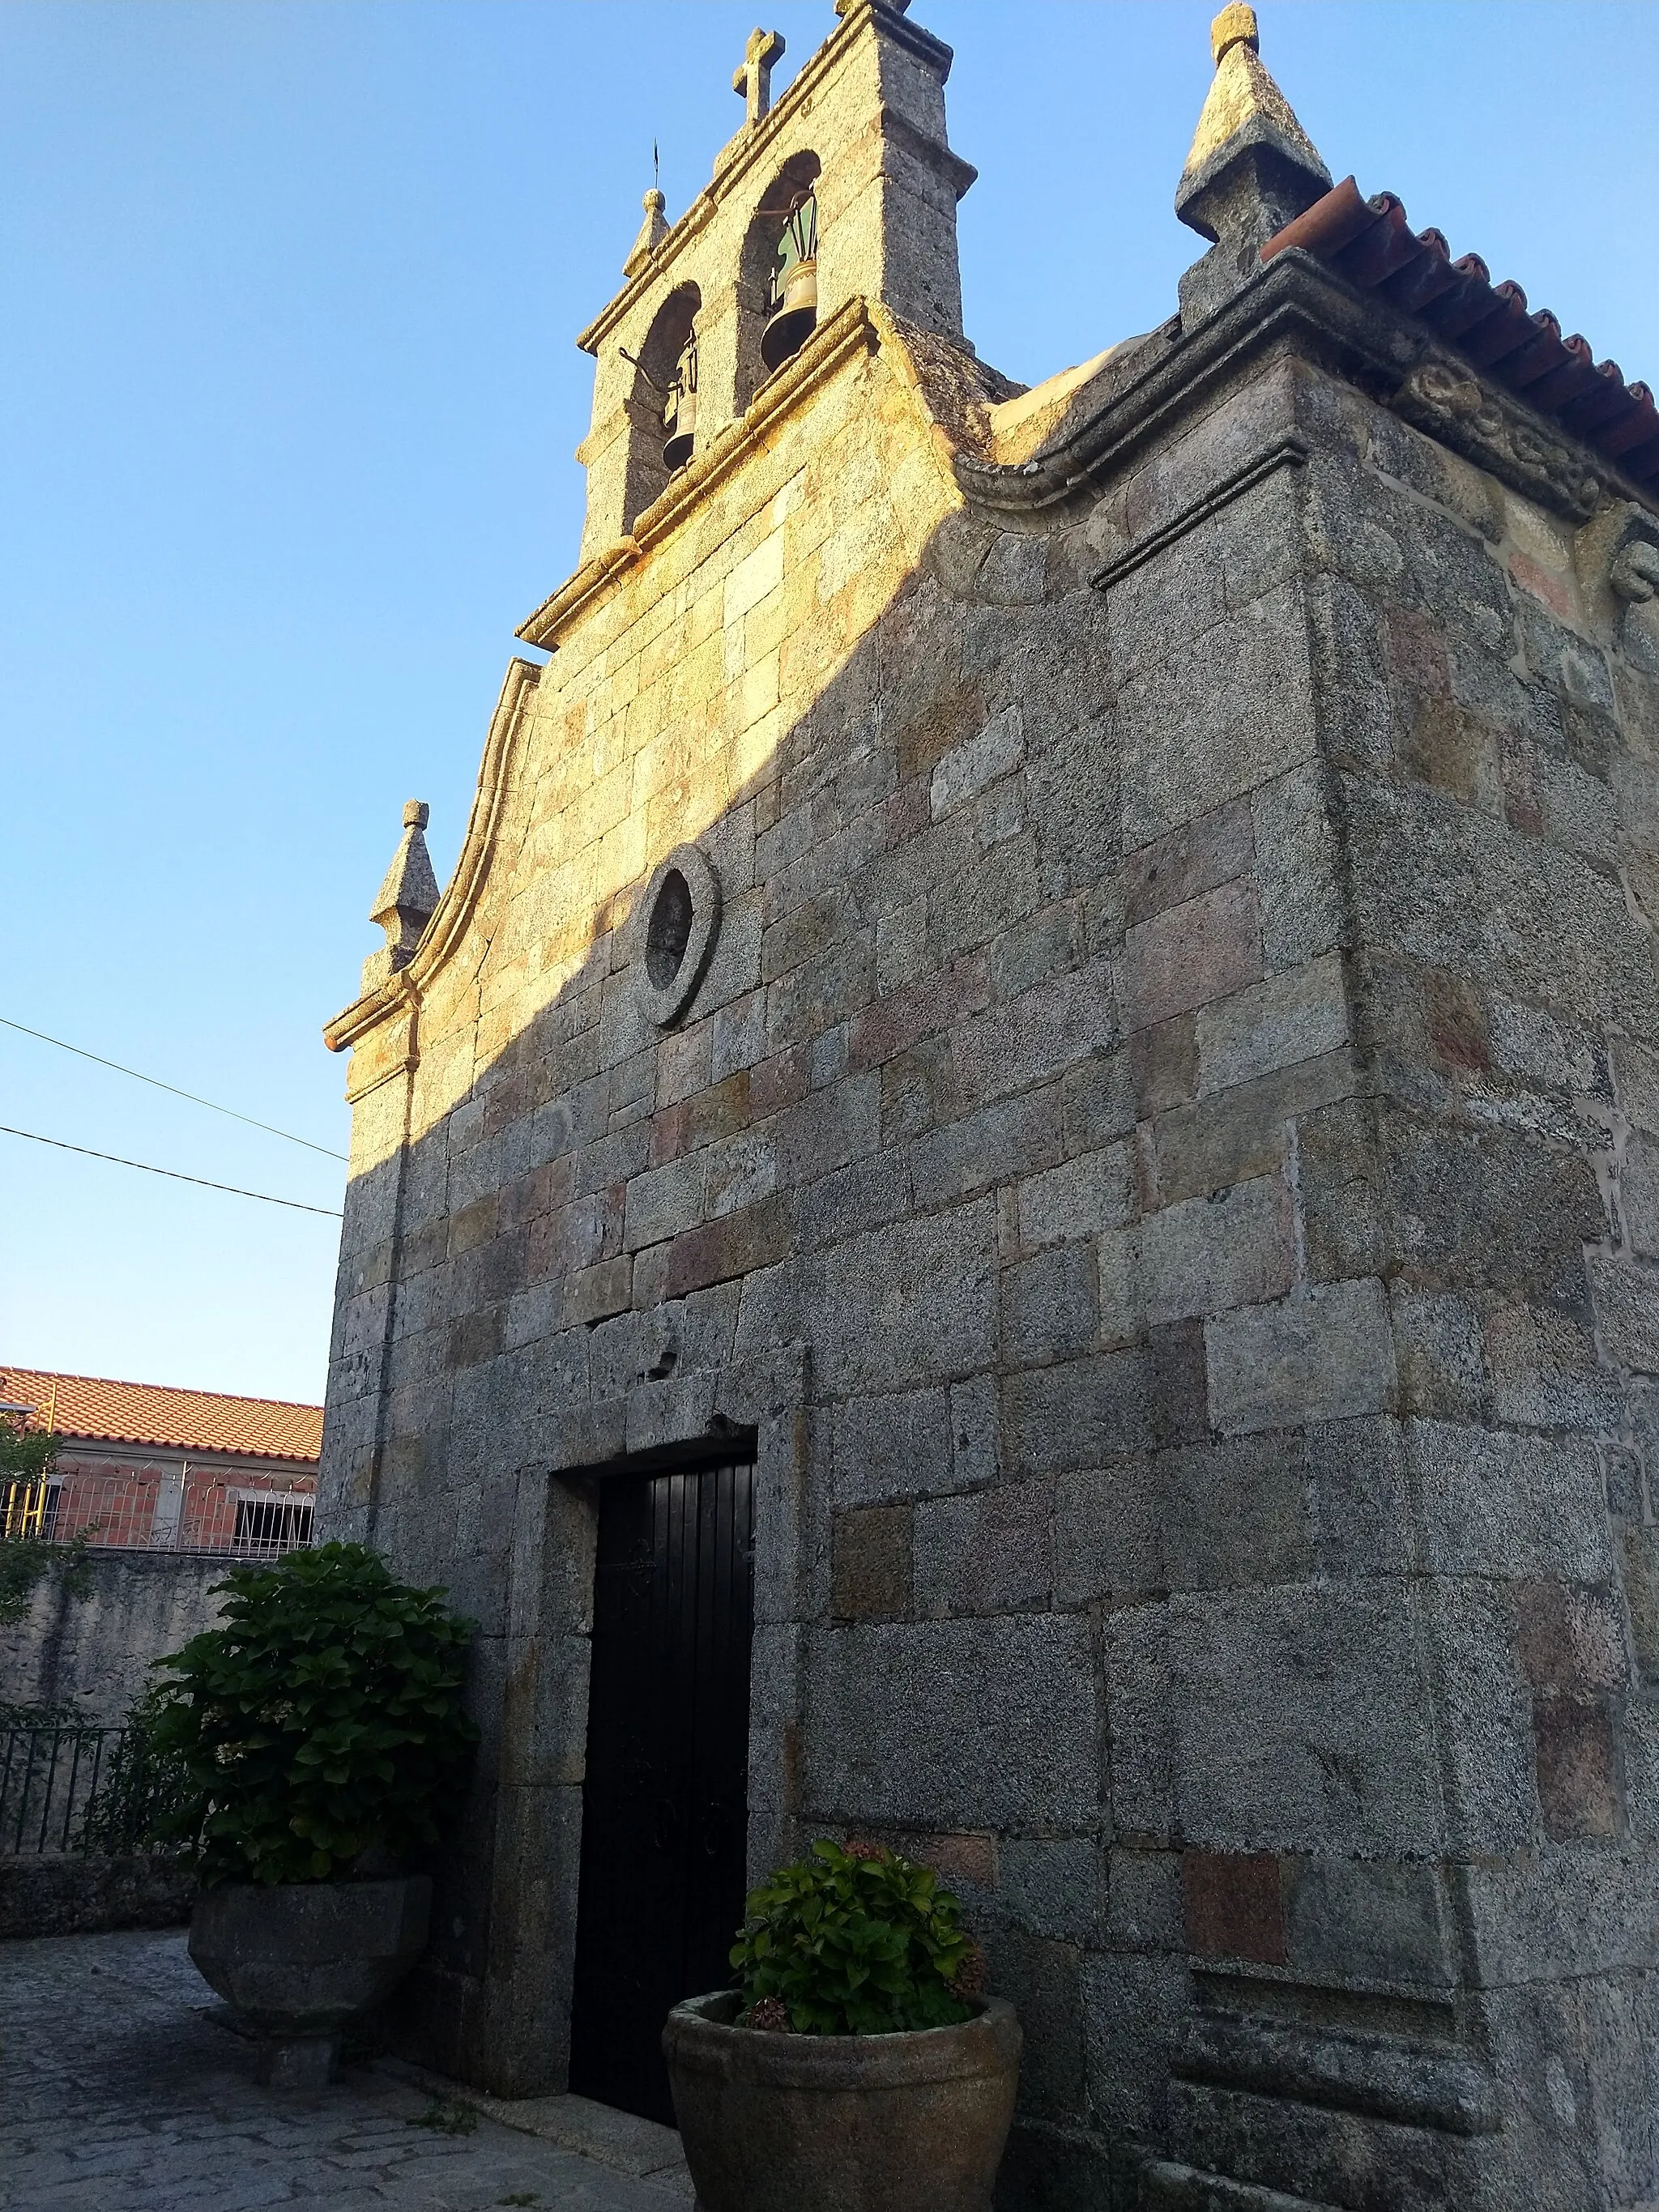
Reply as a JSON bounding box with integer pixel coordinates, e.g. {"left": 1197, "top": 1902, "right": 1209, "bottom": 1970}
{"left": 2, "top": 1552, "right": 230, "bottom": 1724}
{"left": 314, "top": 332, "right": 1659, "bottom": 2207}
{"left": 318, "top": 410, "right": 1131, "bottom": 2134}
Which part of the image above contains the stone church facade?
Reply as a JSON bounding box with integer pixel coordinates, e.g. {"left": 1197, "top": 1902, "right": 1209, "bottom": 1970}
{"left": 321, "top": 3, "right": 1659, "bottom": 2204}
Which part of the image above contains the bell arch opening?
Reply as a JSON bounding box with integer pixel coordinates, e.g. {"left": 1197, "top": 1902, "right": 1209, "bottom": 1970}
{"left": 622, "top": 282, "right": 702, "bottom": 530}
{"left": 736, "top": 152, "right": 821, "bottom": 414}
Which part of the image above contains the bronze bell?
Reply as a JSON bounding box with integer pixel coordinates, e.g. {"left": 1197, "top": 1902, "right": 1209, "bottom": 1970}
{"left": 760, "top": 190, "right": 818, "bottom": 373}
{"left": 662, "top": 327, "right": 698, "bottom": 472}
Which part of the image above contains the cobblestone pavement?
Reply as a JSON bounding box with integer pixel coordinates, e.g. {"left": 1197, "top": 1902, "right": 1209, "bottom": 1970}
{"left": 0, "top": 1927, "right": 693, "bottom": 2211}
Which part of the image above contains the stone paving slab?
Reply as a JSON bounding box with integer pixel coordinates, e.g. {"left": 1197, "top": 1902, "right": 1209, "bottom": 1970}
{"left": 0, "top": 1928, "right": 692, "bottom": 2210}
{"left": 373, "top": 2059, "right": 690, "bottom": 2188}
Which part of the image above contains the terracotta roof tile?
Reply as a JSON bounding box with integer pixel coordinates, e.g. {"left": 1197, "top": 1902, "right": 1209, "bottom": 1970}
{"left": 1263, "top": 177, "right": 1659, "bottom": 497}
{"left": 0, "top": 1366, "right": 322, "bottom": 1464}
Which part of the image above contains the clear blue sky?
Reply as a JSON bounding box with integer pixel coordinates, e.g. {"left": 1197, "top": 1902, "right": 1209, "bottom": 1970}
{"left": 2, "top": 2, "right": 1654, "bottom": 1406}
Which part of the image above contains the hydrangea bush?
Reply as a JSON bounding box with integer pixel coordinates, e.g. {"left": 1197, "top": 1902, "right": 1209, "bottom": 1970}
{"left": 730, "top": 1838, "right": 983, "bottom": 2035}
{"left": 148, "top": 1541, "right": 477, "bottom": 1886}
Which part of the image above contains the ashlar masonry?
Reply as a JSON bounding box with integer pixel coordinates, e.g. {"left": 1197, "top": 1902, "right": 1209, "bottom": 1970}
{"left": 320, "top": 5, "right": 1659, "bottom": 2205}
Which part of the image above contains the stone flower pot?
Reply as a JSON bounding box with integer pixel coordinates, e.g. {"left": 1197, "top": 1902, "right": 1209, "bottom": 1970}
{"left": 190, "top": 1873, "right": 431, "bottom": 2086}
{"left": 663, "top": 1990, "right": 1021, "bottom": 2212}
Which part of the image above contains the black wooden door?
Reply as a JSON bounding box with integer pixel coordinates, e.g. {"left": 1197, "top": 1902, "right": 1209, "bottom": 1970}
{"left": 568, "top": 1457, "right": 755, "bottom": 2124}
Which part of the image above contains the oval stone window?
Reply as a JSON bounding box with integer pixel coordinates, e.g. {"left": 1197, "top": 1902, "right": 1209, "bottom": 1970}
{"left": 638, "top": 843, "right": 722, "bottom": 1026}
{"left": 646, "top": 867, "right": 694, "bottom": 989}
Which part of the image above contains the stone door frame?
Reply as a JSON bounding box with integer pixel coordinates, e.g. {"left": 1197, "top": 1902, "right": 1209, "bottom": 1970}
{"left": 502, "top": 1344, "right": 810, "bottom": 2097}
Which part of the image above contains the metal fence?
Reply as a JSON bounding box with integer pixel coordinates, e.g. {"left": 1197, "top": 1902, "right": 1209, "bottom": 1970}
{"left": 2, "top": 1476, "right": 51, "bottom": 1541}
{"left": 2, "top": 1472, "right": 314, "bottom": 1558}
{"left": 0, "top": 1726, "right": 130, "bottom": 1856}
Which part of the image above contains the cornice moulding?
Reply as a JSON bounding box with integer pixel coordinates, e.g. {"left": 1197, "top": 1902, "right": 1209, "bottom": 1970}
{"left": 880, "top": 105, "right": 978, "bottom": 198}
{"left": 324, "top": 970, "right": 412, "bottom": 1060}
{"left": 343, "top": 1048, "right": 420, "bottom": 1106}
{"left": 954, "top": 247, "right": 1648, "bottom": 525}
{"left": 1090, "top": 432, "right": 1310, "bottom": 593}
{"left": 954, "top": 254, "right": 1418, "bottom": 514}
{"left": 1391, "top": 352, "right": 1606, "bottom": 522}
{"left": 323, "top": 657, "right": 539, "bottom": 1060}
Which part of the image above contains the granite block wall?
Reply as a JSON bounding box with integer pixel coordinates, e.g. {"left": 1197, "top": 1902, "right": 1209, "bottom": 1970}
{"left": 2, "top": 1552, "right": 228, "bottom": 1724}
{"left": 317, "top": 10, "right": 1659, "bottom": 2201}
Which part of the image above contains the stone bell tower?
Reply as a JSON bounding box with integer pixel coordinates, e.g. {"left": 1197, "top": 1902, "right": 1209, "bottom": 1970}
{"left": 568, "top": 0, "right": 977, "bottom": 565}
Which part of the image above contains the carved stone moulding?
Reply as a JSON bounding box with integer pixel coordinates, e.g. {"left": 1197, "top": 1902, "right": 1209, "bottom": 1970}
{"left": 1390, "top": 353, "right": 1605, "bottom": 523}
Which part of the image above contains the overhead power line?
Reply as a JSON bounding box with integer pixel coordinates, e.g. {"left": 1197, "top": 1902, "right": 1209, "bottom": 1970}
{"left": 0, "top": 1015, "right": 348, "bottom": 1162}
{"left": 0, "top": 1126, "right": 343, "bottom": 1218}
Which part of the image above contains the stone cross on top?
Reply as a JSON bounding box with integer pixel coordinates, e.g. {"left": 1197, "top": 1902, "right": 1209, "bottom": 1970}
{"left": 732, "top": 28, "right": 785, "bottom": 128}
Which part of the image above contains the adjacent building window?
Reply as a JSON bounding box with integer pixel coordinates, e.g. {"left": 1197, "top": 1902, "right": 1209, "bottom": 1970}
{"left": 232, "top": 1491, "right": 315, "bottom": 1557}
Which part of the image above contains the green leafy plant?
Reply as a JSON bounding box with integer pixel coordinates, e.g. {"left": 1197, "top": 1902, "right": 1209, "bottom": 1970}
{"left": 147, "top": 1541, "right": 478, "bottom": 1886}
{"left": 76, "top": 1687, "right": 198, "bottom": 1857}
{"left": 0, "top": 1413, "right": 58, "bottom": 1489}
{"left": 730, "top": 1839, "right": 983, "bottom": 2035}
{"left": 0, "top": 1417, "right": 93, "bottom": 1629}
{"left": 0, "top": 1698, "right": 87, "bottom": 1729}
{"left": 411, "top": 2096, "right": 479, "bottom": 2136}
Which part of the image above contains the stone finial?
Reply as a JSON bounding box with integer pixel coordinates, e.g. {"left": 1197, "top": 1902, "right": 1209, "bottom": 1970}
{"left": 367, "top": 799, "right": 440, "bottom": 986}
{"left": 732, "top": 28, "right": 785, "bottom": 128}
{"left": 1175, "top": 4, "right": 1330, "bottom": 324}
{"left": 1210, "top": 2, "right": 1258, "bottom": 66}
{"left": 623, "top": 187, "right": 669, "bottom": 281}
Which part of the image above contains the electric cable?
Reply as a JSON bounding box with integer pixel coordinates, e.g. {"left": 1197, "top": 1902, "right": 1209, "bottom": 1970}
{"left": 0, "top": 1016, "right": 348, "bottom": 1161}
{"left": 0, "top": 1127, "right": 343, "bottom": 1218}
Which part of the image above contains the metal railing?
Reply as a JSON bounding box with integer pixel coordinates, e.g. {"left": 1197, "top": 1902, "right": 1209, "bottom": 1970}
{"left": 2, "top": 1471, "right": 314, "bottom": 1559}
{"left": 1, "top": 1725, "right": 129, "bottom": 1856}
{"left": 2, "top": 1477, "right": 50, "bottom": 1541}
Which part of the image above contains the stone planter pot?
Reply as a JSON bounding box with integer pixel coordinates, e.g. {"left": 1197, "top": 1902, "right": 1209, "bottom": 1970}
{"left": 190, "top": 1873, "right": 431, "bottom": 2087}
{"left": 663, "top": 1991, "right": 1021, "bottom": 2212}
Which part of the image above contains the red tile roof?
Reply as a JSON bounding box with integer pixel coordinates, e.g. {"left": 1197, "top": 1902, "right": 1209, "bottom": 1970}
{"left": 0, "top": 1366, "right": 322, "bottom": 1464}
{"left": 1264, "top": 177, "right": 1659, "bottom": 497}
